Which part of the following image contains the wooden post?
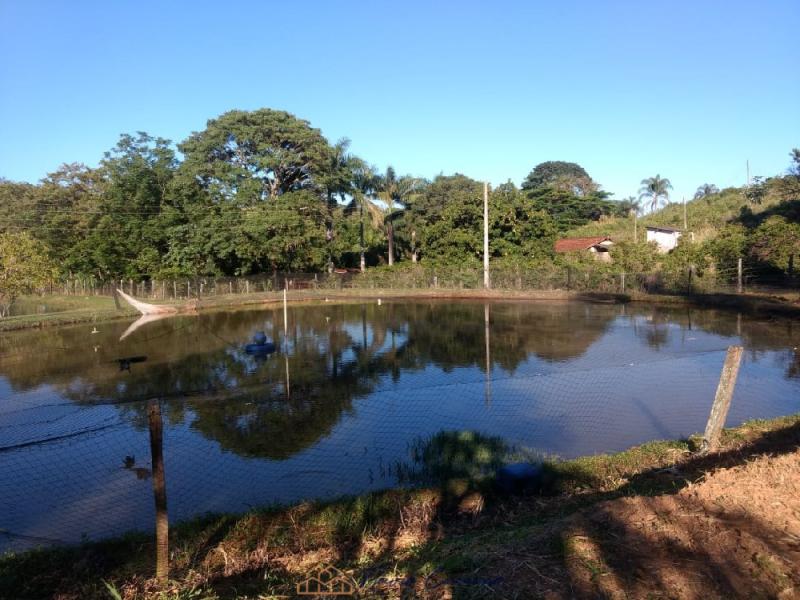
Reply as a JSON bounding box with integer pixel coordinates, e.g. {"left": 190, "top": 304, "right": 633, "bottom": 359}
{"left": 147, "top": 399, "right": 169, "bottom": 582}
{"left": 700, "top": 346, "right": 744, "bottom": 453}
{"left": 737, "top": 257, "right": 743, "bottom": 293}
{"left": 173, "top": 280, "right": 177, "bottom": 299}
{"left": 621, "top": 272, "right": 626, "bottom": 293}
{"left": 245, "top": 280, "right": 249, "bottom": 294}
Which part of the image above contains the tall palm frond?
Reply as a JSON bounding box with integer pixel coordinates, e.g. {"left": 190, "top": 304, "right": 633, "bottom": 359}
{"left": 638, "top": 175, "right": 673, "bottom": 213}
{"left": 693, "top": 183, "right": 719, "bottom": 201}
{"left": 376, "top": 167, "right": 425, "bottom": 265}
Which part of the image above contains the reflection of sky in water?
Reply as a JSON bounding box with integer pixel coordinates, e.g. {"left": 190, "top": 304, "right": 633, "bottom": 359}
{"left": 1, "top": 301, "right": 798, "bottom": 551}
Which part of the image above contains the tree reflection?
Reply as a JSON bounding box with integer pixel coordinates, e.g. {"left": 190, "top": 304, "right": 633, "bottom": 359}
{"left": 2, "top": 300, "right": 799, "bottom": 465}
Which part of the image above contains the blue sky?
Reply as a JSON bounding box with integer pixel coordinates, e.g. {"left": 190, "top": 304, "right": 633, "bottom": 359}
{"left": 1, "top": 0, "right": 798, "bottom": 203}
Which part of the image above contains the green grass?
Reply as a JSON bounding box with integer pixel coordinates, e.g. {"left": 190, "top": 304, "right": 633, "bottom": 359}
{"left": 0, "top": 294, "right": 138, "bottom": 331}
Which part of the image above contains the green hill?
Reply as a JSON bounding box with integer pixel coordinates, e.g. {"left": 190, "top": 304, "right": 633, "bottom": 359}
{"left": 566, "top": 185, "right": 786, "bottom": 243}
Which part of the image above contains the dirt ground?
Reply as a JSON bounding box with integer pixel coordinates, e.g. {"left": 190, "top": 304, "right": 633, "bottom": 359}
{"left": 484, "top": 449, "right": 800, "bottom": 599}
{"left": 556, "top": 448, "right": 800, "bottom": 599}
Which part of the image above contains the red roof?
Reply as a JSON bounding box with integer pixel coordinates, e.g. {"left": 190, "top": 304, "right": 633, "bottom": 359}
{"left": 554, "top": 236, "right": 612, "bottom": 253}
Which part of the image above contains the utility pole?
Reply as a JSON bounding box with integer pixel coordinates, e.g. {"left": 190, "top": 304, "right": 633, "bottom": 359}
{"left": 483, "top": 182, "right": 490, "bottom": 290}
{"left": 746, "top": 160, "right": 750, "bottom": 187}
{"left": 683, "top": 196, "right": 687, "bottom": 230}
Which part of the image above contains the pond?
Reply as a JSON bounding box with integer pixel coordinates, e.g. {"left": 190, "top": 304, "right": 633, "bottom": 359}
{"left": 1, "top": 299, "right": 798, "bottom": 551}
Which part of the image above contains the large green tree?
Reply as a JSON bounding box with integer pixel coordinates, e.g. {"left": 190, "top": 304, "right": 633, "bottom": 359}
{"left": 169, "top": 109, "right": 338, "bottom": 275}
{"left": 88, "top": 133, "right": 177, "bottom": 278}
{"left": 179, "top": 108, "right": 334, "bottom": 203}
{"left": 412, "top": 175, "right": 556, "bottom": 263}
{"left": 521, "top": 161, "right": 613, "bottom": 230}
{"left": 0, "top": 232, "right": 57, "bottom": 317}
{"left": 521, "top": 161, "right": 596, "bottom": 196}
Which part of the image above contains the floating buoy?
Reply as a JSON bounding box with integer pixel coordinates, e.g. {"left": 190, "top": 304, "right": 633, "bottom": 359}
{"left": 377, "top": 298, "right": 382, "bottom": 306}
{"left": 245, "top": 332, "right": 276, "bottom": 355}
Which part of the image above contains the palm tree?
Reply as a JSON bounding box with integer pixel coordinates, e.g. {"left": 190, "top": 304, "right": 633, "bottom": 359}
{"left": 618, "top": 196, "right": 642, "bottom": 242}
{"left": 320, "top": 139, "right": 355, "bottom": 270}
{"left": 693, "top": 183, "right": 719, "bottom": 201}
{"left": 376, "top": 167, "right": 423, "bottom": 266}
{"left": 348, "top": 160, "right": 383, "bottom": 272}
{"left": 638, "top": 175, "right": 673, "bottom": 213}
{"left": 617, "top": 196, "right": 641, "bottom": 218}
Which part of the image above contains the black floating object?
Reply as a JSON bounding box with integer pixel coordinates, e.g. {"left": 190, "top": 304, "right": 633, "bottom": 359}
{"left": 496, "top": 462, "right": 544, "bottom": 495}
{"left": 117, "top": 355, "right": 148, "bottom": 371}
{"left": 245, "top": 332, "right": 276, "bottom": 355}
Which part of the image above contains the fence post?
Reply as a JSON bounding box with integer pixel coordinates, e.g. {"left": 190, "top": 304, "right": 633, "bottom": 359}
{"left": 147, "top": 399, "right": 169, "bottom": 582}
{"left": 737, "top": 257, "right": 743, "bottom": 293}
{"left": 700, "top": 346, "right": 744, "bottom": 453}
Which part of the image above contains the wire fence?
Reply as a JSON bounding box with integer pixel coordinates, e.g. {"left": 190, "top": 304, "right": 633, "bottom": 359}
{"left": 1, "top": 300, "right": 799, "bottom": 555}
{"left": 14, "top": 263, "right": 798, "bottom": 316}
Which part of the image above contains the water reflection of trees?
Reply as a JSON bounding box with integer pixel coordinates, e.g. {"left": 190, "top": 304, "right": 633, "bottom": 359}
{"left": 2, "top": 301, "right": 799, "bottom": 463}
{"left": 627, "top": 305, "right": 800, "bottom": 378}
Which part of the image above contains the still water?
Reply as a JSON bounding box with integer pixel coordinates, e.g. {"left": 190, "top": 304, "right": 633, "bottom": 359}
{"left": 1, "top": 300, "right": 798, "bottom": 550}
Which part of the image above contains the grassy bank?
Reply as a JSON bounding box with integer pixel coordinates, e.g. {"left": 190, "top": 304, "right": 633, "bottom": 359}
{"left": 3, "top": 286, "right": 800, "bottom": 333}
{"left": 2, "top": 414, "right": 799, "bottom": 599}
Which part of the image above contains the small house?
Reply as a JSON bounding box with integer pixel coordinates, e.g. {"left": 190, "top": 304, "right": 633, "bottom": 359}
{"left": 554, "top": 236, "right": 614, "bottom": 262}
{"left": 646, "top": 226, "right": 682, "bottom": 253}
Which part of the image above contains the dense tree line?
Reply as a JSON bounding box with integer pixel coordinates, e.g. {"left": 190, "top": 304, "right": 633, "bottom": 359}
{"left": 1, "top": 107, "right": 797, "bottom": 296}
{"left": 0, "top": 108, "right": 631, "bottom": 282}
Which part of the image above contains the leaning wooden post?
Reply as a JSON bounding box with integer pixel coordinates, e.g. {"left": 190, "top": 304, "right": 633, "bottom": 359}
{"left": 700, "top": 346, "right": 744, "bottom": 453}
{"left": 147, "top": 399, "right": 169, "bottom": 582}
